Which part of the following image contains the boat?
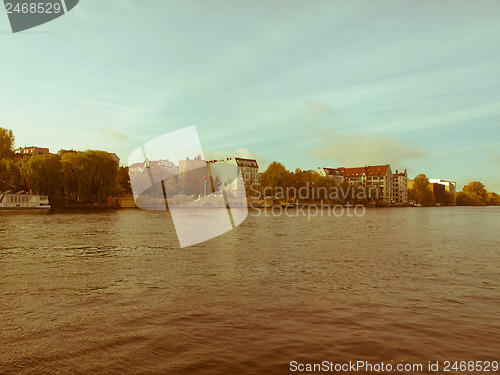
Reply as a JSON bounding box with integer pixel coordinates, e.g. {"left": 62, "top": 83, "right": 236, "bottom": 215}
{"left": 0, "top": 190, "right": 51, "bottom": 210}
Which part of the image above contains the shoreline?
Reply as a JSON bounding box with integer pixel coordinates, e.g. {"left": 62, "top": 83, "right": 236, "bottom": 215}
{"left": 49, "top": 202, "right": 456, "bottom": 210}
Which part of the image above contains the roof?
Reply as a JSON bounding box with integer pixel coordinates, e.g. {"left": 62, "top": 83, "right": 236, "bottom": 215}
{"left": 129, "top": 160, "right": 176, "bottom": 169}
{"left": 338, "top": 165, "right": 390, "bottom": 177}
{"left": 234, "top": 157, "right": 259, "bottom": 168}
{"left": 15, "top": 146, "right": 48, "bottom": 150}
{"left": 321, "top": 167, "right": 343, "bottom": 176}
{"left": 207, "top": 157, "right": 258, "bottom": 168}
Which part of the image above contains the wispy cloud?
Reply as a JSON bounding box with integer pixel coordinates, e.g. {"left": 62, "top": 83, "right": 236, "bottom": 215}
{"left": 305, "top": 100, "right": 334, "bottom": 115}
{"left": 100, "top": 128, "right": 129, "bottom": 141}
{"left": 377, "top": 100, "right": 500, "bottom": 134}
{"left": 489, "top": 154, "right": 500, "bottom": 164}
{"left": 310, "top": 129, "right": 428, "bottom": 168}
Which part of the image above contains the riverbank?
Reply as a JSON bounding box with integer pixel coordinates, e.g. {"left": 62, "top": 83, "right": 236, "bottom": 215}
{"left": 50, "top": 197, "right": 122, "bottom": 209}
{"left": 50, "top": 196, "right": 453, "bottom": 209}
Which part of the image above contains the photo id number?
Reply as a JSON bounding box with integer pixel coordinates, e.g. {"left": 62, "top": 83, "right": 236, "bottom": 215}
{"left": 5, "top": 2, "right": 63, "bottom": 14}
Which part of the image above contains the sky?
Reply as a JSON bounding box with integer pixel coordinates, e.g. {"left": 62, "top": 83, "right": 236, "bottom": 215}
{"left": 1, "top": 0, "right": 500, "bottom": 192}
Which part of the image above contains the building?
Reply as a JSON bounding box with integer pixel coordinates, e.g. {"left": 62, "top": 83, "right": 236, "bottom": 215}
{"left": 431, "top": 183, "right": 447, "bottom": 205}
{"left": 407, "top": 178, "right": 456, "bottom": 205}
{"left": 57, "top": 149, "right": 77, "bottom": 156}
{"left": 234, "top": 157, "right": 259, "bottom": 188}
{"left": 129, "top": 158, "right": 179, "bottom": 196}
{"left": 178, "top": 155, "right": 206, "bottom": 174}
{"left": 129, "top": 159, "right": 178, "bottom": 176}
{"left": 392, "top": 169, "right": 409, "bottom": 204}
{"left": 14, "top": 146, "right": 49, "bottom": 156}
{"left": 314, "top": 167, "right": 344, "bottom": 185}
{"left": 429, "top": 179, "right": 456, "bottom": 204}
{"left": 209, "top": 157, "right": 259, "bottom": 187}
{"left": 108, "top": 152, "right": 120, "bottom": 166}
{"left": 208, "top": 157, "right": 259, "bottom": 197}
{"left": 338, "top": 164, "right": 393, "bottom": 203}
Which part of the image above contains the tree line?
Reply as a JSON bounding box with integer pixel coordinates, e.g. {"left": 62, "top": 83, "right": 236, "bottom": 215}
{"left": 0, "top": 127, "right": 131, "bottom": 203}
{"left": 3, "top": 126, "right": 498, "bottom": 206}
{"left": 409, "top": 173, "right": 499, "bottom": 206}
{"left": 257, "top": 161, "right": 378, "bottom": 203}
{"left": 260, "top": 161, "right": 337, "bottom": 195}
{"left": 260, "top": 165, "right": 500, "bottom": 207}
{"left": 456, "top": 181, "right": 500, "bottom": 206}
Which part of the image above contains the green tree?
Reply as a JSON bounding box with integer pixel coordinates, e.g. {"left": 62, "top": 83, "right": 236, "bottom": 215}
{"left": 288, "top": 169, "right": 336, "bottom": 202}
{"left": 118, "top": 166, "right": 132, "bottom": 195}
{"left": 456, "top": 181, "right": 489, "bottom": 206}
{"left": 260, "top": 162, "right": 291, "bottom": 196}
{"left": 488, "top": 192, "right": 500, "bottom": 206}
{"left": 456, "top": 191, "right": 480, "bottom": 206}
{"left": 0, "top": 158, "right": 22, "bottom": 191}
{"left": 0, "top": 128, "right": 15, "bottom": 159}
{"left": 413, "top": 174, "right": 435, "bottom": 206}
{"left": 444, "top": 190, "right": 455, "bottom": 206}
{"left": 463, "top": 181, "right": 488, "bottom": 202}
{"left": 61, "top": 151, "right": 118, "bottom": 202}
{"left": 20, "top": 154, "right": 63, "bottom": 198}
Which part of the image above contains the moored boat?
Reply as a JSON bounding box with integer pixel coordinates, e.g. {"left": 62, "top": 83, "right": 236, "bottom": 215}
{"left": 0, "top": 191, "right": 51, "bottom": 210}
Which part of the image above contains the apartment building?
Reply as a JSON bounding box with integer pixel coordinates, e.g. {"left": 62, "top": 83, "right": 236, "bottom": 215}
{"left": 15, "top": 146, "right": 49, "bottom": 156}
{"left": 338, "top": 164, "right": 393, "bottom": 203}
{"left": 392, "top": 169, "right": 409, "bottom": 204}
{"left": 208, "top": 157, "right": 259, "bottom": 197}
{"left": 314, "top": 167, "right": 344, "bottom": 185}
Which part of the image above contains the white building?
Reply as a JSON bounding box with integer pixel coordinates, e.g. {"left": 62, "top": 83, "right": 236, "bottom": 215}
{"left": 314, "top": 167, "right": 344, "bottom": 185}
{"left": 392, "top": 170, "right": 408, "bottom": 204}
{"left": 15, "top": 146, "right": 49, "bottom": 156}
{"left": 208, "top": 157, "right": 259, "bottom": 197}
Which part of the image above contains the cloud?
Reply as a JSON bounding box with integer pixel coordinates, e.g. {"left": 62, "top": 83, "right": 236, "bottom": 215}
{"left": 305, "top": 100, "right": 334, "bottom": 115}
{"left": 100, "top": 128, "right": 129, "bottom": 141}
{"left": 310, "top": 129, "right": 428, "bottom": 167}
{"left": 489, "top": 154, "right": 500, "bottom": 163}
{"left": 204, "top": 148, "right": 269, "bottom": 171}
{"left": 376, "top": 100, "right": 500, "bottom": 134}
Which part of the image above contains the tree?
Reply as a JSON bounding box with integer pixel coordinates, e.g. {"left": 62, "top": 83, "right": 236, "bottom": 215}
{"left": 488, "top": 192, "right": 500, "bottom": 206}
{"left": 456, "top": 181, "right": 488, "bottom": 206}
{"left": 444, "top": 190, "right": 455, "bottom": 206}
{"left": 412, "top": 174, "right": 435, "bottom": 206}
{"left": 20, "top": 154, "right": 63, "bottom": 198}
{"left": 60, "top": 151, "right": 118, "bottom": 202}
{"left": 165, "top": 175, "right": 179, "bottom": 196}
{"left": 463, "top": 181, "right": 488, "bottom": 202}
{"left": 0, "top": 158, "right": 22, "bottom": 191}
{"left": 260, "top": 162, "right": 291, "bottom": 196}
{"left": 0, "top": 128, "right": 15, "bottom": 159}
{"left": 118, "top": 166, "right": 132, "bottom": 195}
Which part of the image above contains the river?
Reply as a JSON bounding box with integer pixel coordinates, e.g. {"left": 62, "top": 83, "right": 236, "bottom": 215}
{"left": 1, "top": 207, "right": 499, "bottom": 374}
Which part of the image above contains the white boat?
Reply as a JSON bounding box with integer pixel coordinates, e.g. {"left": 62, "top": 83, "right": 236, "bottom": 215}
{"left": 0, "top": 191, "right": 51, "bottom": 210}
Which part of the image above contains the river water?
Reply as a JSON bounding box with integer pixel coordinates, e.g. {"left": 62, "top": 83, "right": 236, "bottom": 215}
{"left": 1, "top": 207, "right": 499, "bottom": 374}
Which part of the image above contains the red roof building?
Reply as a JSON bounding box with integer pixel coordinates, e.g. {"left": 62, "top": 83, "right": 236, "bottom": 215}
{"left": 338, "top": 164, "right": 393, "bottom": 203}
